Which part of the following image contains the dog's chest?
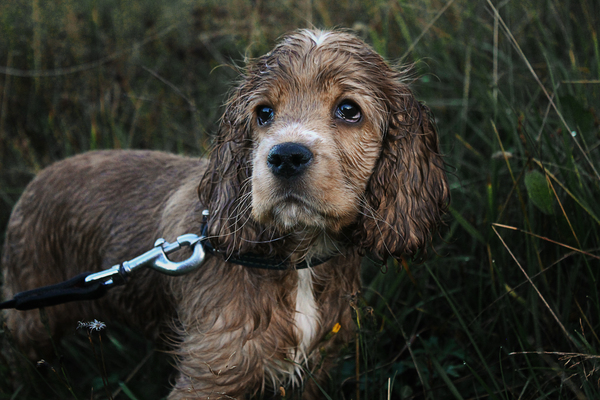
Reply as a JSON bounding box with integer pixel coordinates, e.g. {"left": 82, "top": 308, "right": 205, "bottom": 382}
{"left": 294, "top": 269, "right": 319, "bottom": 358}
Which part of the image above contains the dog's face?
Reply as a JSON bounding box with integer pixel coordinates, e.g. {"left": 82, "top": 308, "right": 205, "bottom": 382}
{"left": 200, "top": 29, "right": 449, "bottom": 260}
{"left": 249, "top": 34, "right": 385, "bottom": 232}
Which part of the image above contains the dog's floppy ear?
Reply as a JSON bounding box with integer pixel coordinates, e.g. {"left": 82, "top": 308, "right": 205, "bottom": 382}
{"left": 197, "top": 84, "right": 259, "bottom": 256}
{"left": 354, "top": 89, "right": 449, "bottom": 260}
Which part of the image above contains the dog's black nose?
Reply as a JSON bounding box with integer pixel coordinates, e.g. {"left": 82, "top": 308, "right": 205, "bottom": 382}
{"left": 267, "top": 142, "right": 313, "bottom": 179}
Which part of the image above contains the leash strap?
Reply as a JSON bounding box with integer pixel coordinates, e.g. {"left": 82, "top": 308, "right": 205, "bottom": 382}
{"left": 0, "top": 249, "right": 327, "bottom": 310}
{"left": 1, "top": 210, "right": 330, "bottom": 310}
{"left": 0, "top": 272, "right": 107, "bottom": 310}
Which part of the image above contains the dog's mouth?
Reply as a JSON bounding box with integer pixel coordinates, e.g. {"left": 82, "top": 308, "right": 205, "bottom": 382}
{"left": 267, "top": 193, "right": 328, "bottom": 230}
{"left": 280, "top": 192, "right": 315, "bottom": 207}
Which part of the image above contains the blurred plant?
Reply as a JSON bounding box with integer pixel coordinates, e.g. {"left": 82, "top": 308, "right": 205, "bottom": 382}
{"left": 1, "top": 0, "right": 599, "bottom": 398}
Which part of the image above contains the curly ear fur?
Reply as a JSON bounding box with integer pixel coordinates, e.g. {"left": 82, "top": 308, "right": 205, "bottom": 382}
{"left": 198, "top": 62, "right": 299, "bottom": 258}
{"left": 354, "top": 86, "right": 449, "bottom": 260}
{"left": 197, "top": 83, "right": 260, "bottom": 257}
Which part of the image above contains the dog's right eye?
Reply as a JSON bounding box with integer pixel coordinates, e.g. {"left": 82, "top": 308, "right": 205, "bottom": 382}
{"left": 257, "top": 106, "right": 274, "bottom": 126}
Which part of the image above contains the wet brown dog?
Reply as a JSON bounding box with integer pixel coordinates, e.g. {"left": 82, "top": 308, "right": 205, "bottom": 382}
{"left": 2, "top": 29, "right": 449, "bottom": 399}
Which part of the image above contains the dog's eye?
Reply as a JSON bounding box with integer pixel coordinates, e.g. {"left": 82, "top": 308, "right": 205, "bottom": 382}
{"left": 335, "top": 101, "right": 362, "bottom": 123}
{"left": 257, "top": 106, "right": 274, "bottom": 126}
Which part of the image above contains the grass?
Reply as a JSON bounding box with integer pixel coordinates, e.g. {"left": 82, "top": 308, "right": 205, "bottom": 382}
{"left": 1, "top": 0, "right": 600, "bottom": 398}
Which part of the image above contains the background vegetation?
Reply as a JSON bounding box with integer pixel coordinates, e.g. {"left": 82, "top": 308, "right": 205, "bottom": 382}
{"left": 1, "top": 0, "right": 599, "bottom": 398}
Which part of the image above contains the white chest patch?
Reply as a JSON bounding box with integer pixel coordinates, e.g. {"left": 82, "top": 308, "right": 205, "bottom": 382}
{"left": 294, "top": 268, "right": 319, "bottom": 362}
{"left": 263, "top": 268, "right": 321, "bottom": 388}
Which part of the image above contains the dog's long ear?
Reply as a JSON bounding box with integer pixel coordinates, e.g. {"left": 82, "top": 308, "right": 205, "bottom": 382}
{"left": 198, "top": 83, "right": 259, "bottom": 256}
{"left": 354, "top": 88, "right": 449, "bottom": 260}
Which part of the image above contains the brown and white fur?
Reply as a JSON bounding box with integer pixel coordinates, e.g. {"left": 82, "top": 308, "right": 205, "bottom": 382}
{"left": 1, "top": 29, "right": 449, "bottom": 399}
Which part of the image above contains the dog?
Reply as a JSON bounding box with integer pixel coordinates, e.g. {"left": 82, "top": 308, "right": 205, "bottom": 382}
{"left": 1, "top": 29, "right": 449, "bottom": 399}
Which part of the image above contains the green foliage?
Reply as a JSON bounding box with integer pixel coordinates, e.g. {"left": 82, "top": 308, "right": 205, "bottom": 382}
{"left": 1, "top": 0, "right": 600, "bottom": 399}
{"left": 524, "top": 170, "right": 554, "bottom": 215}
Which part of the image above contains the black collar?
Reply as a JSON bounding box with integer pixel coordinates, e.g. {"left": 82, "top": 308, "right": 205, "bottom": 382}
{"left": 199, "top": 209, "right": 331, "bottom": 270}
{"left": 202, "top": 240, "right": 331, "bottom": 270}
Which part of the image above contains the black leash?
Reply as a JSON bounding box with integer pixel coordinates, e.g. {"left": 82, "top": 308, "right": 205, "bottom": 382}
{"left": 0, "top": 248, "right": 327, "bottom": 311}
{"left": 0, "top": 210, "right": 330, "bottom": 311}
{"left": 0, "top": 273, "right": 108, "bottom": 311}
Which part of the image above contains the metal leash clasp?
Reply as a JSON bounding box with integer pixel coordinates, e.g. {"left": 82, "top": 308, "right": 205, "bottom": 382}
{"left": 85, "top": 233, "right": 207, "bottom": 287}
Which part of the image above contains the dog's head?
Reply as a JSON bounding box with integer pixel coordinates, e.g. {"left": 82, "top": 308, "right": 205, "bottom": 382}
{"left": 199, "top": 29, "right": 449, "bottom": 261}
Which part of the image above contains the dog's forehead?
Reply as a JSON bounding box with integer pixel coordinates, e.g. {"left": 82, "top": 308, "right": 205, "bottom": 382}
{"left": 257, "top": 31, "right": 383, "bottom": 81}
{"left": 252, "top": 34, "right": 386, "bottom": 101}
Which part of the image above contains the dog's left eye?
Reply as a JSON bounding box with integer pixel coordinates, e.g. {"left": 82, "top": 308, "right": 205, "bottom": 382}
{"left": 257, "top": 106, "right": 274, "bottom": 126}
{"left": 335, "top": 100, "right": 362, "bottom": 123}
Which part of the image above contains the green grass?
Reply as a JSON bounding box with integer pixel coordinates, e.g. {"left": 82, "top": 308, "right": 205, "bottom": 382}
{"left": 1, "top": 0, "right": 600, "bottom": 398}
